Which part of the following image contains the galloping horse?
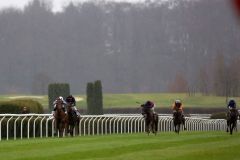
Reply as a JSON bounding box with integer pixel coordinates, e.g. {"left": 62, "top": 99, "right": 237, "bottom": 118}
{"left": 142, "top": 107, "right": 158, "bottom": 135}
{"left": 66, "top": 103, "right": 80, "bottom": 136}
{"left": 54, "top": 99, "right": 67, "bottom": 137}
{"left": 226, "top": 109, "right": 239, "bottom": 135}
{"left": 173, "top": 110, "right": 185, "bottom": 134}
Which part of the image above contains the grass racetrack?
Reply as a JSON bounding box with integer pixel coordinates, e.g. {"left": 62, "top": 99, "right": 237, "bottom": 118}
{"left": 0, "top": 131, "right": 239, "bottom": 160}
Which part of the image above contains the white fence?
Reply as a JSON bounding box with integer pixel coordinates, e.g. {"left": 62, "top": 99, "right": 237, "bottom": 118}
{"left": 0, "top": 114, "right": 238, "bottom": 141}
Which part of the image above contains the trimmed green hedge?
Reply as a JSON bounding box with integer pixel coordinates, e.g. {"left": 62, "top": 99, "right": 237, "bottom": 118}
{"left": 0, "top": 99, "right": 44, "bottom": 114}
{"left": 48, "top": 83, "right": 70, "bottom": 110}
{"left": 86, "top": 80, "right": 103, "bottom": 115}
{"left": 210, "top": 112, "right": 226, "bottom": 119}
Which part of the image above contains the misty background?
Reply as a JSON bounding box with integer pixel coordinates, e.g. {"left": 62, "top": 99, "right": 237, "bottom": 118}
{"left": 0, "top": 0, "right": 240, "bottom": 95}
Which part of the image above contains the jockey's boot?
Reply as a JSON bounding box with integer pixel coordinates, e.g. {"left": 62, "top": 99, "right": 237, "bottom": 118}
{"left": 76, "top": 111, "right": 80, "bottom": 117}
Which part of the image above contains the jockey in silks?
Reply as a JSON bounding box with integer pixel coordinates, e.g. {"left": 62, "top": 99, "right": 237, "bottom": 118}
{"left": 172, "top": 99, "right": 186, "bottom": 127}
{"left": 227, "top": 99, "right": 238, "bottom": 120}
{"left": 141, "top": 100, "right": 155, "bottom": 118}
{"left": 66, "top": 95, "right": 80, "bottom": 117}
{"left": 52, "top": 96, "right": 67, "bottom": 115}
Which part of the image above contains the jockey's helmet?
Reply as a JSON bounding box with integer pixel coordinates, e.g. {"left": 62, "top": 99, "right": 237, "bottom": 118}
{"left": 59, "top": 96, "right": 64, "bottom": 101}
{"left": 175, "top": 99, "right": 181, "bottom": 104}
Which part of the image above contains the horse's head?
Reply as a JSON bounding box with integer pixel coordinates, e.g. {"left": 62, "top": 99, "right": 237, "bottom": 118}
{"left": 173, "top": 110, "right": 182, "bottom": 123}
{"left": 66, "top": 103, "right": 73, "bottom": 112}
{"left": 55, "top": 99, "right": 63, "bottom": 110}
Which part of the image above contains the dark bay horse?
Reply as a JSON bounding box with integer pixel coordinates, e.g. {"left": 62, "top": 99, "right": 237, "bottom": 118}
{"left": 173, "top": 110, "right": 185, "bottom": 134}
{"left": 142, "top": 108, "right": 158, "bottom": 135}
{"left": 54, "top": 99, "right": 67, "bottom": 137}
{"left": 66, "top": 103, "right": 80, "bottom": 137}
{"left": 226, "top": 109, "right": 239, "bottom": 135}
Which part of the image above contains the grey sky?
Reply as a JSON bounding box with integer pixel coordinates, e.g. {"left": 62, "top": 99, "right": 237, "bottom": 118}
{"left": 0, "top": 0, "right": 150, "bottom": 12}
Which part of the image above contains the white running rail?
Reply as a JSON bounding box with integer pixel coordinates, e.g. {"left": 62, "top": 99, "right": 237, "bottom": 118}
{"left": 0, "top": 114, "right": 238, "bottom": 141}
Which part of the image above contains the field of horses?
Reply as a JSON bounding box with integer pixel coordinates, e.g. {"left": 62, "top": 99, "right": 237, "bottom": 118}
{"left": 0, "top": 131, "right": 239, "bottom": 160}
{"left": 0, "top": 93, "right": 237, "bottom": 109}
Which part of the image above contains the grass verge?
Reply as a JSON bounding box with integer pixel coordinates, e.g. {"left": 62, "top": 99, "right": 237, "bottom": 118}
{"left": 0, "top": 131, "right": 239, "bottom": 160}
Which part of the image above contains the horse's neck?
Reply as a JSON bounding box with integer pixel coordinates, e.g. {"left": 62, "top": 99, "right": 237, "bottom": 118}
{"left": 146, "top": 112, "right": 154, "bottom": 119}
{"left": 174, "top": 111, "right": 182, "bottom": 119}
{"left": 55, "top": 105, "right": 65, "bottom": 116}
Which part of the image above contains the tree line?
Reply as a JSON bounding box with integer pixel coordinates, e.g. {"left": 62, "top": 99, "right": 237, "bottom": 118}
{"left": 0, "top": 0, "right": 239, "bottom": 96}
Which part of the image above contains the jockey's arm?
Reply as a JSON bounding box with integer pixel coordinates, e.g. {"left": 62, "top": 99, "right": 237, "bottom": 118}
{"left": 53, "top": 100, "right": 57, "bottom": 105}
{"left": 73, "top": 97, "right": 76, "bottom": 104}
{"left": 73, "top": 100, "right": 76, "bottom": 106}
{"left": 179, "top": 105, "right": 183, "bottom": 111}
{"left": 62, "top": 100, "right": 67, "bottom": 105}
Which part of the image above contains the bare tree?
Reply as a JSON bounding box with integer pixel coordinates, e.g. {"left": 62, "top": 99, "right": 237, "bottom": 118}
{"left": 168, "top": 72, "right": 188, "bottom": 93}
{"left": 197, "top": 67, "right": 209, "bottom": 95}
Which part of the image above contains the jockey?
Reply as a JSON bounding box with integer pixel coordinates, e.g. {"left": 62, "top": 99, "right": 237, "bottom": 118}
{"left": 141, "top": 100, "right": 155, "bottom": 117}
{"left": 172, "top": 99, "right": 183, "bottom": 113}
{"left": 227, "top": 99, "right": 237, "bottom": 110}
{"left": 66, "top": 95, "right": 80, "bottom": 117}
{"left": 52, "top": 96, "right": 67, "bottom": 115}
{"left": 172, "top": 99, "right": 185, "bottom": 126}
{"left": 227, "top": 99, "right": 238, "bottom": 119}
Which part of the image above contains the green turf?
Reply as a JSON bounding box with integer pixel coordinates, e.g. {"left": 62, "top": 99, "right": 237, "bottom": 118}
{"left": 0, "top": 93, "right": 239, "bottom": 109}
{"left": 0, "top": 131, "right": 239, "bottom": 160}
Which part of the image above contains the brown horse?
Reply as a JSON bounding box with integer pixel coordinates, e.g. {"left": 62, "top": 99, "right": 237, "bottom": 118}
{"left": 66, "top": 103, "right": 80, "bottom": 137}
{"left": 226, "top": 109, "right": 239, "bottom": 135}
{"left": 142, "top": 107, "right": 158, "bottom": 135}
{"left": 173, "top": 110, "right": 185, "bottom": 134}
{"left": 54, "top": 99, "right": 67, "bottom": 137}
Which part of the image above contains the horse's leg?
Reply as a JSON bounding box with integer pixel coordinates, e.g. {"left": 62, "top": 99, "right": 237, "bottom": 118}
{"left": 182, "top": 117, "right": 186, "bottom": 130}
{"left": 56, "top": 119, "right": 61, "bottom": 137}
{"left": 226, "top": 120, "right": 229, "bottom": 132}
{"left": 54, "top": 119, "right": 57, "bottom": 136}
{"left": 58, "top": 122, "right": 63, "bottom": 137}
{"left": 70, "top": 125, "right": 74, "bottom": 137}
{"left": 146, "top": 123, "right": 150, "bottom": 135}
{"left": 174, "top": 121, "right": 178, "bottom": 133}
{"left": 235, "top": 120, "right": 238, "bottom": 132}
{"left": 146, "top": 121, "right": 150, "bottom": 135}
{"left": 150, "top": 120, "right": 155, "bottom": 134}
{"left": 173, "top": 122, "right": 176, "bottom": 132}
{"left": 230, "top": 122, "right": 233, "bottom": 135}
{"left": 65, "top": 121, "right": 69, "bottom": 135}
{"left": 233, "top": 120, "right": 237, "bottom": 133}
{"left": 177, "top": 124, "right": 180, "bottom": 134}
{"left": 154, "top": 116, "right": 158, "bottom": 135}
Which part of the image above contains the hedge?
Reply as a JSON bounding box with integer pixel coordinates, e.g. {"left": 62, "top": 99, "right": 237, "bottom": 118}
{"left": 0, "top": 99, "right": 44, "bottom": 114}
{"left": 210, "top": 112, "right": 227, "bottom": 119}
{"left": 48, "top": 83, "right": 70, "bottom": 110}
{"left": 86, "top": 80, "right": 103, "bottom": 115}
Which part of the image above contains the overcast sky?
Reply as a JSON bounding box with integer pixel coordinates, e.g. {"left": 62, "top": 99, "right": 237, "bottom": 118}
{"left": 0, "top": 0, "right": 151, "bottom": 12}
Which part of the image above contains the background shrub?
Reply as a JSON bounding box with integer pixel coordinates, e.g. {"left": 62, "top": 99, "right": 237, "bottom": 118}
{"left": 210, "top": 112, "right": 226, "bottom": 119}
{"left": 48, "top": 83, "right": 70, "bottom": 110}
{"left": 0, "top": 99, "right": 44, "bottom": 114}
{"left": 86, "top": 80, "right": 103, "bottom": 115}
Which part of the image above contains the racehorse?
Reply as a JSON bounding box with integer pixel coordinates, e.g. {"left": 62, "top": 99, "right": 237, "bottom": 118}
{"left": 142, "top": 108, "right": 158, "bottom": 135}
{"left": 226, "top": 109, "right": 239, "bottom": 135}
{"left": 54, "top": 99, "right": 67, "bottom": 137}
{"left": 66, "top": 103, "right": 80, "bottom": 136}
{"left": 173, "top": 110, "right": 185, "bottom": 134}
